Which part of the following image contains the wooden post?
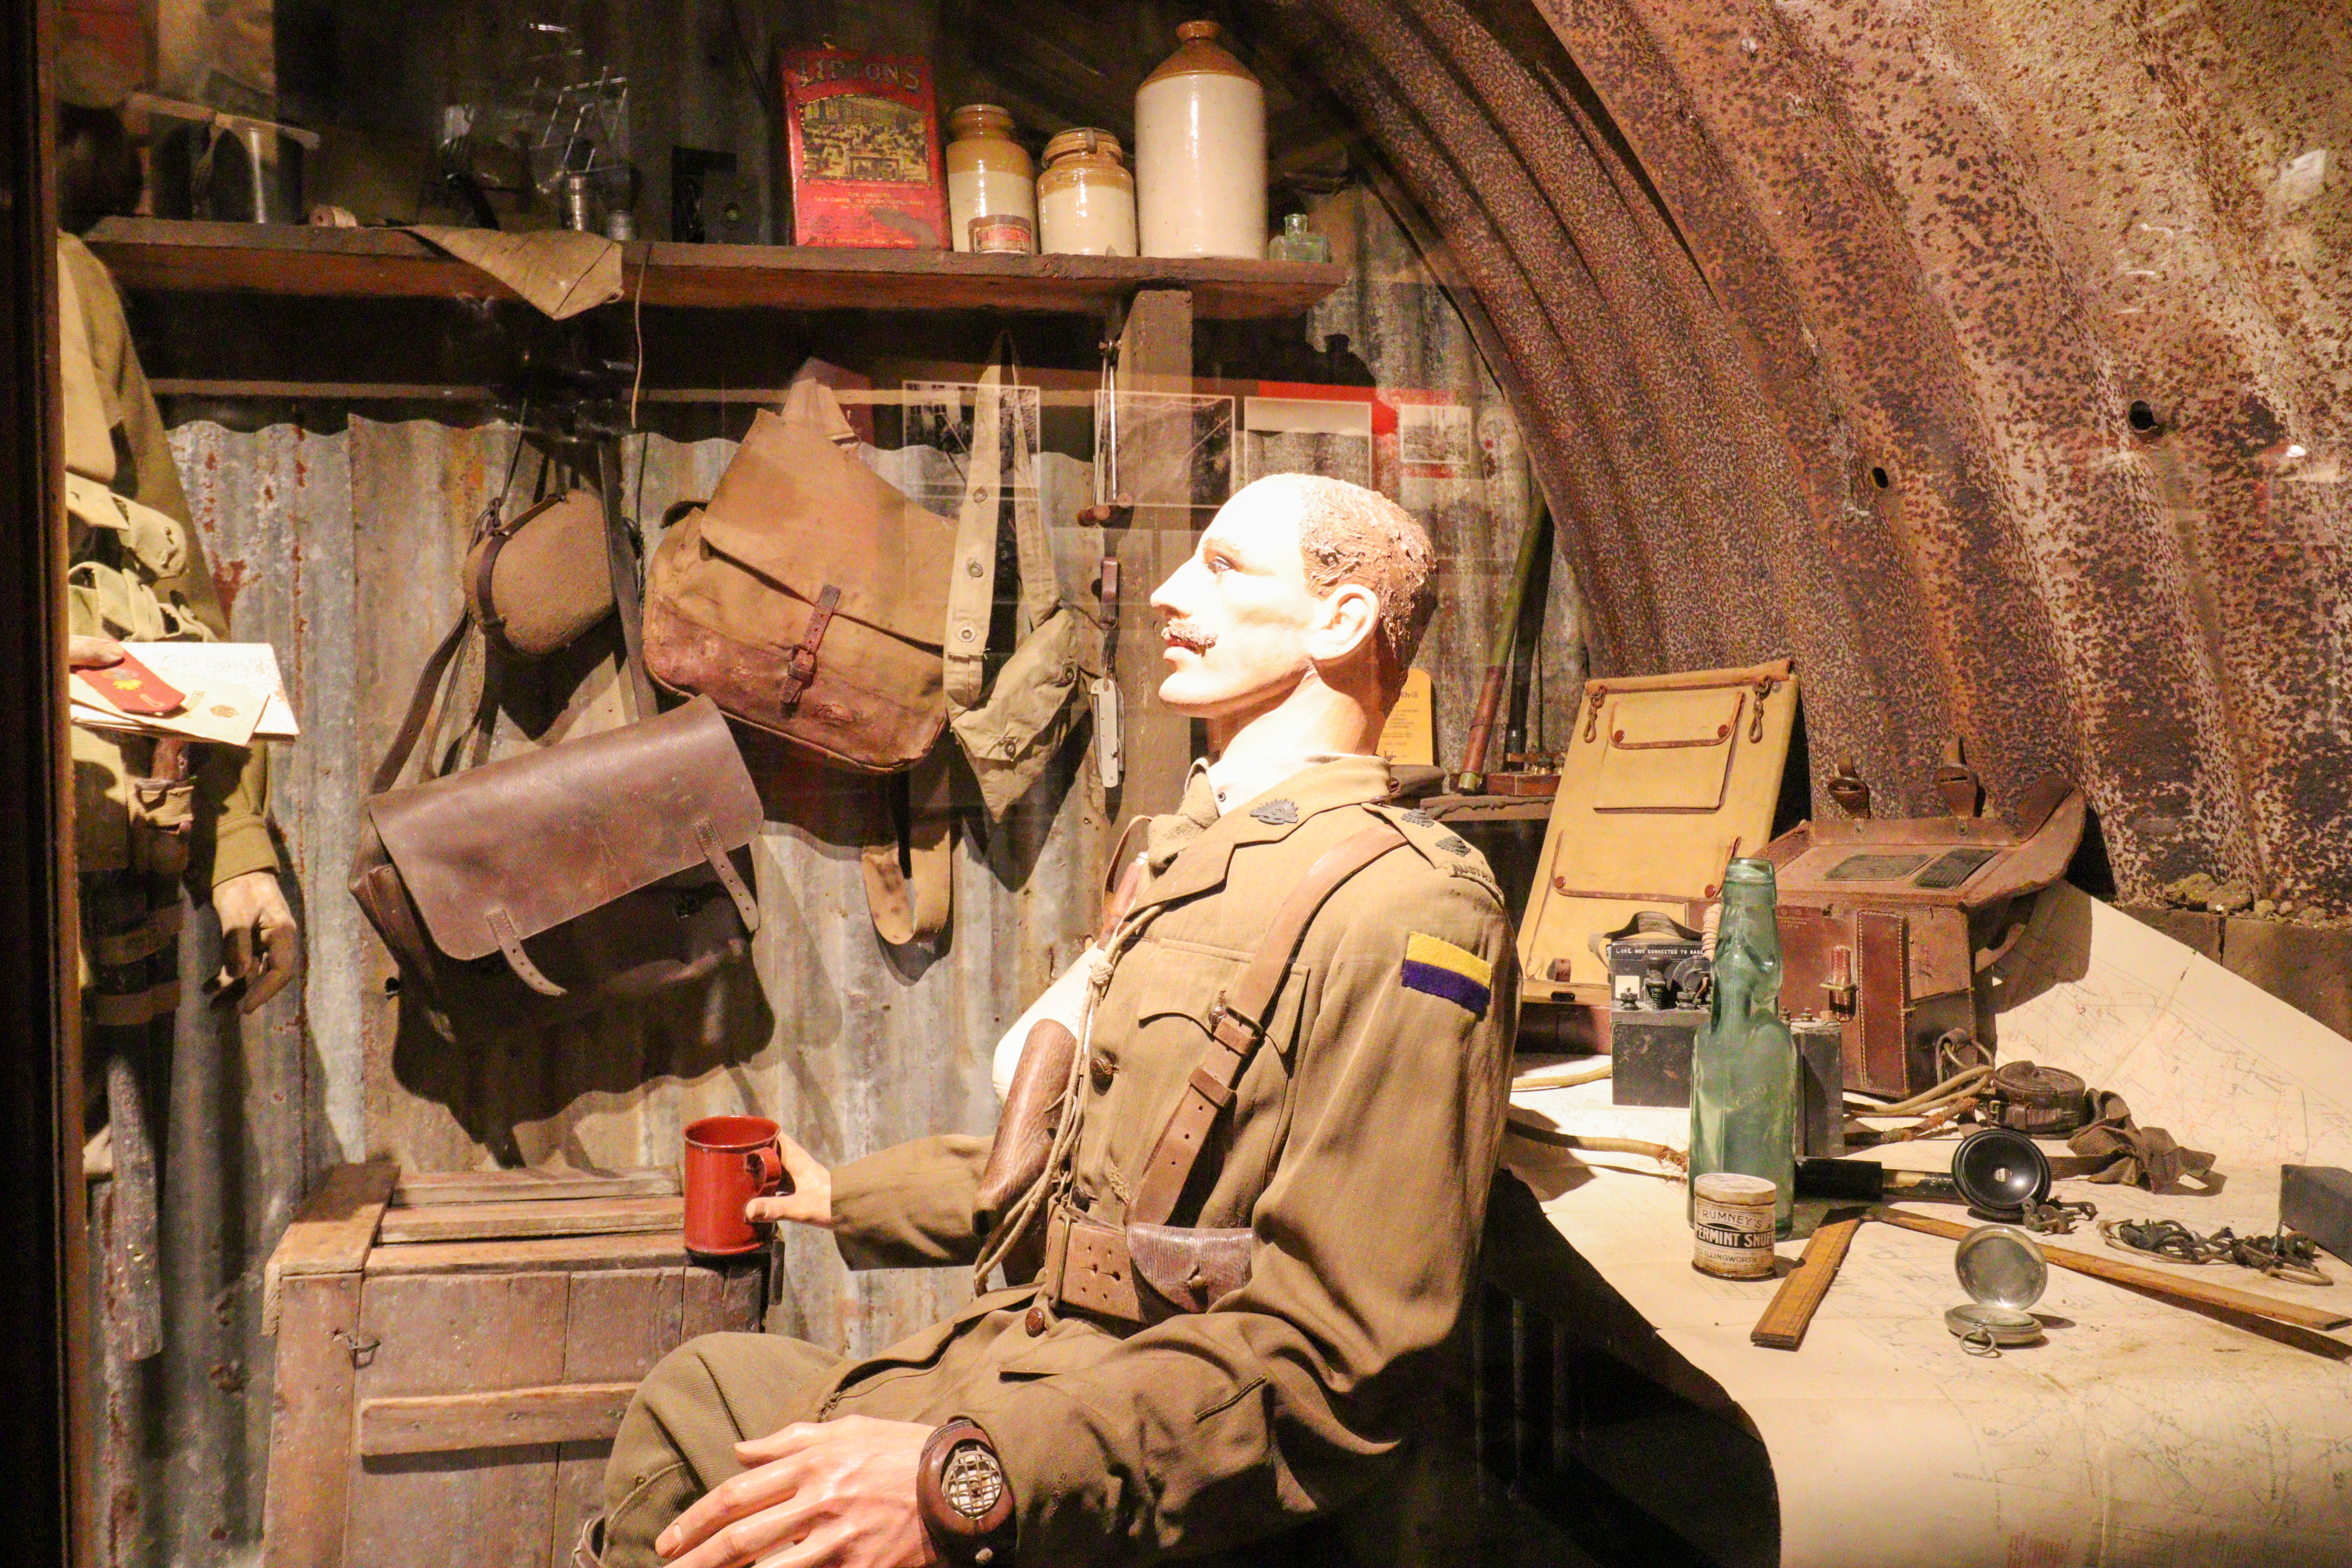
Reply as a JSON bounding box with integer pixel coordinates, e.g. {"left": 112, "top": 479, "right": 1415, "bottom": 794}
{"left": 1109, "top": 287, "right": 1197, "bottom": 821}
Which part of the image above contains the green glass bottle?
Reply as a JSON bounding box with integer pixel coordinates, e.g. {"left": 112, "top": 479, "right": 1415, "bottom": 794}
{"left": 1689, "top": 858, "right": 1797, "bottom": 1237}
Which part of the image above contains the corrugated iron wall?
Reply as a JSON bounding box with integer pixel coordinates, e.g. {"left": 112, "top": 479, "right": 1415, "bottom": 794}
{"left": 1276, "top": 0, "right": 2351, "bottom": 915}
{"left": 130, "top": 183, "right": 1553, "bottom": 1563}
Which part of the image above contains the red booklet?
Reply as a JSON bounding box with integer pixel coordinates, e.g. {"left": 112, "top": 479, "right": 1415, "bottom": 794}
{"left": 74, "top": 649, "right": 185, "bottom": 716}
{"left": 778, "top": 46, "right": 948, "bottom": 249}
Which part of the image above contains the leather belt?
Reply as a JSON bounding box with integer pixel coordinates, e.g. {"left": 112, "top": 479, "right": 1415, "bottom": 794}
{"left": 1041, "top": 1205, "right": 1142, "bottom": 1323}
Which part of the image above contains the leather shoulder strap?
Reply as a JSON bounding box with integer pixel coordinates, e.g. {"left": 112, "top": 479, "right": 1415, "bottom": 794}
{"left": 1127, "top": 820, "right": 1408, "bottom": 1227}
{"left": 368, "top": 611, "right": 474, "bottom": 795}
{"left": 596, "top": 436, "right": 659, "bottom": 722}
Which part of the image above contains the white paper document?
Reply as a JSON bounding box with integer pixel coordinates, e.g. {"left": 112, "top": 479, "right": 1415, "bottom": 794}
{"left": 121, "top": 641, "right": 300, "bottom": 739}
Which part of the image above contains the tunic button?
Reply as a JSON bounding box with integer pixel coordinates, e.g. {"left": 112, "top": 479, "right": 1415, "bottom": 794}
{"left": 1090, "top": 1056, "right": 1117, "bottom": 1091}
{"left": 1025, "top": 1305, "right": 1049, "bottom": 1336}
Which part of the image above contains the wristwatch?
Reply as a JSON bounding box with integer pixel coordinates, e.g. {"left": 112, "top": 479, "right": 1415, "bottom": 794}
{"left": 918, "top": 1417, "right": 1016, "bottom": 1567}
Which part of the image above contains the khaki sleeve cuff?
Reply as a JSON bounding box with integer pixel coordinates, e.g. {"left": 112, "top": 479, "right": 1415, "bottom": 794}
{"left": 956, "top": 1381, "right": 1113, "bottom": 1566}
{"left": 829, "top": 1134, "right": 992, "bottom": 1271}
{"left": 206, "top": 818, "right": 280, "bottom": 888}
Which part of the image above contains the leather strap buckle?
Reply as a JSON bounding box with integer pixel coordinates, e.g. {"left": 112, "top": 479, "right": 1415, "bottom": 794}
{"left": 1186, "top": 1065, "right": 1235, "bottom": 1111}
{"left": 779, "top": 584, "right": 844, "bottom": 704}
{"left": 693, "top": 821, "right": 762, "bottom": 932}
{"left": 1049, "top": 1209, "right": 1142, "bottom": 1323}
{"left": 487, "top": 906, "right": 566, "bottom": 996}
{"left": 1205, "top": 1000, "right": 1259, "bottom": 1053}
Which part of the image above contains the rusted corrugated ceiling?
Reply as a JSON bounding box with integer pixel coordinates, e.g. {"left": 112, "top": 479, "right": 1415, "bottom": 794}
{"left": 1275, "top": 0, "right": 2350, "bottom": 913}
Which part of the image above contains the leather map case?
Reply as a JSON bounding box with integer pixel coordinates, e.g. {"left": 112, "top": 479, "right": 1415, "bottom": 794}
{"left": 352, "top": 696, "right": 762, "bottom": 1032}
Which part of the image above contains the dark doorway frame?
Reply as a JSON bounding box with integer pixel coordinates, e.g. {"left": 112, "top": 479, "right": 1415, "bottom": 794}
{"left": 2, "top": 0, "right": 89, "bottom": 1562}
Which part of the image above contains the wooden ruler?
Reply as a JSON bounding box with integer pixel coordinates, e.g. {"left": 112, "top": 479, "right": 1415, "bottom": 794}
{"left": 1751, "top": 1212, "right": 1865, "bottom": 1350}
{"left": 1871, "top": 1205, "right": 2352, "bottom": 1333}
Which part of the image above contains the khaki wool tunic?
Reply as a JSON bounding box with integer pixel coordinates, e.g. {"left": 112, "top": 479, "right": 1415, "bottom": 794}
{"left": 606, "top": 756, "right": 1516, "bottom": 1566}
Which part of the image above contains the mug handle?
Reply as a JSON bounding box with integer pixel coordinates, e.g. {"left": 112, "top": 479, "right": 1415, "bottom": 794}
{"left": 744, "top": 1140, "right": 788, "bottom": 1204}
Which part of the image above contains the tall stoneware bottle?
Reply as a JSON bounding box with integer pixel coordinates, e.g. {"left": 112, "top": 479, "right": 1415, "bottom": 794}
{"left": 1134, "top": 20, "right": 1265, "bottom": 259}
{"left": 1688, "top": 858, "right": 1798, "bottom": 1236}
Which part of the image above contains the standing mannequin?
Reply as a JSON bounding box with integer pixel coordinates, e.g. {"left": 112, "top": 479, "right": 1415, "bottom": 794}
{"left": 53, "top": 40, "right": 300, "bottom": 1484}
{"left": 592, "top": 475, "right": 1514, "bottom": 1568}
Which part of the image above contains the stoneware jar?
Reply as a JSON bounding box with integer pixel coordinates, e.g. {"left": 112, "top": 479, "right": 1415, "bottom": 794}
{"left": 1134, "top": 20, "right": 1265, "bottom": 259}
{"left": 1037, "top": 128, "right": 1137, "bottom": 256}
{"left": 946, "top": 104, "right": 1036, "bottom": 254}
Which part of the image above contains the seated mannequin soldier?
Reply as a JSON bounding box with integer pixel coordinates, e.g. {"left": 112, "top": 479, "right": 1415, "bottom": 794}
{"left": 590, "top": 474, "right": 1517, "bottom": 1568}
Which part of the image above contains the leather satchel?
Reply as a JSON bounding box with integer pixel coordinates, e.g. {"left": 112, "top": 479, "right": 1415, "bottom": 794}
{"left": 642, "top": 376, "right": 957, "bottom": 774}
{"left": 350, "top": 697, "right": 762, "bottom": 1036}
{"left": 351, "top": 439, "right": 764, "bottom": 1039}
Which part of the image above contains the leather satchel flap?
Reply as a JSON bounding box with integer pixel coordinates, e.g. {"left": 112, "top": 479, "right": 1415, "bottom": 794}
{"left": 1127, "top": 1223, "right": 1253, "bottom": 1314}
{"left": 699, "top": 407, "right": 958, "bottom": 648}
{"left": 366, "top": 696, "right": 761, "bottom": 961}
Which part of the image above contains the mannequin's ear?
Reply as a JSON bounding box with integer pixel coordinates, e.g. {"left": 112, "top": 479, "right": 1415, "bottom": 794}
{"left": 1306, "top": 581, "right": 1381, "bottom": 666}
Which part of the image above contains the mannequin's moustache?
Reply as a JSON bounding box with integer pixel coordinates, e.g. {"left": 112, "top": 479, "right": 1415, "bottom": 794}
{"left": 1161, "top": 621, "right": 1215, "bottom": 654}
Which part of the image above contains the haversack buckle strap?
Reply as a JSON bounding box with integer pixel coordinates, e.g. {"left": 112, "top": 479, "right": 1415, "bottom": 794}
{"left": 780, "top": 585, "right": 843, "bottom": 703}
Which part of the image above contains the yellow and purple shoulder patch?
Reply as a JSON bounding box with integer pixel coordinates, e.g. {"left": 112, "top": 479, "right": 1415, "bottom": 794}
{"left": 1401, "top": 933, "right": 1492, "bottom": 1018}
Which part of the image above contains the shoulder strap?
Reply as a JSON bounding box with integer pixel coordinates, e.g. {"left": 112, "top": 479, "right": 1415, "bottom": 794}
{"left": 1127, "top": 821, "right": 1409, "bottom": 1227}
{"left": 596, "top": 435, "right": 658, "bottom": 723}
{"left": 368, "top": 610, "right": 474, "bottom": 795}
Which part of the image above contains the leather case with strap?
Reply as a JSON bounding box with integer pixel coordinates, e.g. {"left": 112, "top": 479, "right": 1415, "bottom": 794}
{"left": 642, "top": 375, "right": 957, "bottom": 775}
{"left": 1043, "top": 821, "right": 1410, "bottom": 1323}
{"left": 349, "top": 441, "right": 763, "bottom": 1039}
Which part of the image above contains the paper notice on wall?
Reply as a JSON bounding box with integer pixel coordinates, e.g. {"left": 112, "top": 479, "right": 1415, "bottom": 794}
{"left": 1393, "top": 393, "right": 1473, "bottom": 510}
{"left": 1241, "top": 395, "right": 1376, "bottom": 490}
{"left": 1376, "top": 668, "right": 1435, "bottom": 766}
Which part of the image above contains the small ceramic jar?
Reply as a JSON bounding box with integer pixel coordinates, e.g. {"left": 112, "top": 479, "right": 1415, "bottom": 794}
{"left": 946, "top": 104, "right": 1036, "bottom": 254}
{"left": 1134, "top": 20, "right": 1265, "bottom": 259}
{"left": 1037, "top": 128, "right": 1137, "bottom": 256}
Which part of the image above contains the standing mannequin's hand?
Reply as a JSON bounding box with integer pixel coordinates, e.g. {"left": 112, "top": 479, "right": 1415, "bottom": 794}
{"left": 656, "top": 1415, "right": 941, "bottom": 1568}
{"left": 212, "top": 869, "right": 298, "bottom": 1013}
{"left": 69, "top": 635, "right": 125, "bottom": 670}
{"left": 745, "top": 1131, "right": 834, "bottom": 1229}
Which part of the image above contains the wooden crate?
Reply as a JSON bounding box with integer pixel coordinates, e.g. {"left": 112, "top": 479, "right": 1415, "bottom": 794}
{"left": 261, "top": 1164, "right": 765, "bottom": 1568}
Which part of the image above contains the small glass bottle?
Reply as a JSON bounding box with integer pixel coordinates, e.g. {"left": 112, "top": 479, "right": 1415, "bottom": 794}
{"left": 1265, "top": 212, "right": 1330, "bottom": 263}
{"left": 946, "top": 104, "right": 1036, "bottom": 254}
{"left": 1037, "top": 128, "right": 1137, "bottom": 256}
{"left": 1689, "top": 858, "right": 1798, "bottom": 1237}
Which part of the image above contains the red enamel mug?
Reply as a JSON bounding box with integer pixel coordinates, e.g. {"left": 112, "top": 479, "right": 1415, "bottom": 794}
{"left": 682, "top": 1114, "right": 786, "bottom": 1257}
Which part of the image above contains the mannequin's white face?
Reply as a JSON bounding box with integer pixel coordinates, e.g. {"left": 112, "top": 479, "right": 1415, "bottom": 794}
{"left": 1148, "top": 486, "right": 1321, "bottom": 721}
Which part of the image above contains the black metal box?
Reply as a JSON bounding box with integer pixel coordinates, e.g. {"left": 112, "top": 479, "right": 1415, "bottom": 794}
{"left": 1611, "top": 1010, "right": 1702, "bottom": 1107}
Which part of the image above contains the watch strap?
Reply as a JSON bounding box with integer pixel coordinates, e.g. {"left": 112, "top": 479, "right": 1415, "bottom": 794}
{"left": 918, "top": 1417, "right": 1015, "bottom": 1567}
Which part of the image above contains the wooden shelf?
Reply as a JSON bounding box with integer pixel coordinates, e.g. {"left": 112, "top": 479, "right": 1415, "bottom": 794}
{"left": 83, "top": 218, "right": 1345, "bottom": 321}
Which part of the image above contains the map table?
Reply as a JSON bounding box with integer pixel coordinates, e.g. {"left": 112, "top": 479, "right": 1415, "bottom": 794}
{"left": 1503, "top": 885, "right": 2352, "bottom": 1568}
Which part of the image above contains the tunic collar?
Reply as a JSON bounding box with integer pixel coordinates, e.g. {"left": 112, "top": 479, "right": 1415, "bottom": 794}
{"left": 1134, "top": 754, "right": 1397, "bottom": 912}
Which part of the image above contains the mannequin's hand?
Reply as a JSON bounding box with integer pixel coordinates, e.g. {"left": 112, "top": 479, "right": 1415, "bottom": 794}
{"left": 745, "top": 1131, "right": 834, "bottom": 1230}
{"left": 70, "top": 635, "right": 125, "bottom": 670}
{"left": 212, "top": 869, "right": 298, "bottom": 1013}
{"left": 657, "top": 1416, "right": 941, "bottom": 1568}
